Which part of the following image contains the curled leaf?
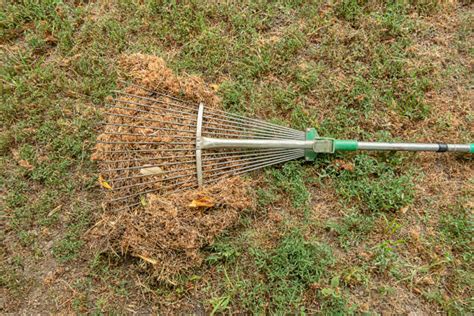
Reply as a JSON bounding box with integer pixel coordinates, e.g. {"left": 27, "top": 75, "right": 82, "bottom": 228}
{"left": 98, "top": 175, "right": 112, "bottom": 190}
{"left": 189, "top": 196, "right": 215, "bottom": 208}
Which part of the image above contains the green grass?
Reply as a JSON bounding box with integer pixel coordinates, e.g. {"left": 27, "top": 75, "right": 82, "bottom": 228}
{"left": 335, "top": 154, "right": 415, "bottom": 213}
{"left": 248, "top": 229, "right": 335, "bottom": 313}
{"left": 205, "top": 228, "right": 346, "bottom": 314}
{"left": 1, "top": 1, "right": 472, "bottom": 314}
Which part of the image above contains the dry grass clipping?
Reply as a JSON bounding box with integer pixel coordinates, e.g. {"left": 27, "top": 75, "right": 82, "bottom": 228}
{"left": 91, "top": 177, "right": 252, "bottom": 281}
{"left": 89, "top": 54, "right": 253, "bottom": 281}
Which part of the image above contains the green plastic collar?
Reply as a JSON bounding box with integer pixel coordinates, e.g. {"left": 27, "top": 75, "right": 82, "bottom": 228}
{"left": 334, "top": 139, "right": 358, "bottom": 151}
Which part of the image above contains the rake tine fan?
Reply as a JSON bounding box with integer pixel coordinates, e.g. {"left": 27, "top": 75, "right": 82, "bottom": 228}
{"left": 95, "top": 88, "right": 305, "bottom": 210}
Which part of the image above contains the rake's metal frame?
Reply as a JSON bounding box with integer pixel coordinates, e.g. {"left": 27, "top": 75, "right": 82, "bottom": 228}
{"left": 196, "top": 102, "right": 204, "bottom": 187}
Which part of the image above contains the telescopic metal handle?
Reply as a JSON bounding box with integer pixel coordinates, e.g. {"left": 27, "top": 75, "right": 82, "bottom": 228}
{"left": 334, "top": 140, "right": 473, "bottom": 153}
{"left": 200, "top": 137, "right": 473, "bottom": 153}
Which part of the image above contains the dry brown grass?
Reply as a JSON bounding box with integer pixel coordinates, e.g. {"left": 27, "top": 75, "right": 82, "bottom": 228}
{"left": 89, "top": 54, "right": 254, "bottom": 282}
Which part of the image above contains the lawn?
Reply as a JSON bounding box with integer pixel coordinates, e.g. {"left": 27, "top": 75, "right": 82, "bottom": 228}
{"left": 1, "top": 1, "right": 473, "bottom": 314}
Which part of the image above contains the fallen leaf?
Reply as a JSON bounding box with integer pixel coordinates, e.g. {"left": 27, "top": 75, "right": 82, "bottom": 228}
{"left": 98, "top": 175, "right": 112, "bottom": 190}
{"left": 140, "top": 166, "right": 163, "bottom": 176}
{"left": 136, "top": 254, "right": 157, "bottom": 265}
{"left": 400, "top": 206, "right": 409, "bottom": 214}
{"left": 189, "top": 196, "right": 215, "bottom": 208}
{"left": 334, "top": 159, "right": 354, "bottom": 172}
{"left": 18, "top": 159, "right": 33, "bottom": 170}
{"left": 210, "top": 83, "right": 219, "bottom": 91}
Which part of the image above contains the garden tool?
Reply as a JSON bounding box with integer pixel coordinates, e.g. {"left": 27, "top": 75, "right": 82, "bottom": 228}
{"left": 96, "top": 85, "right": 473, "bottom": 210}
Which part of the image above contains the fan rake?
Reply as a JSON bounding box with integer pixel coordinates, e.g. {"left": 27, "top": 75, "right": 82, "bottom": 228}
{"left": 94, "top": 85, "right": 473, "bottom": 211}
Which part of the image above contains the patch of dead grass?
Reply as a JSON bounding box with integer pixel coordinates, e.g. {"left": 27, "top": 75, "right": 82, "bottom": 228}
{"left": 89, "top": 54, "right": 254, "bottom": 282}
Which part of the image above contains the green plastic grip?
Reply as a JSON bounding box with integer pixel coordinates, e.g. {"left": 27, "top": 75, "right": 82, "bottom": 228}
{"left": 334, "top": 139, "right": 358, "bottom": 151}
{"left": 470, "top": 144, "right": 474, "bottom": 153}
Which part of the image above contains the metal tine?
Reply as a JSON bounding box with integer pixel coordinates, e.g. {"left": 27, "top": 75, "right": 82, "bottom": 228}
{"left": 203, "top": 151, "right": 303, "bottom": 174}
{"left": 103, "top": 155, "right": 196, "bottom": 164}
{"left": 113, "top": 90, "right": 199, "bottom": 113}
{"left": 103, "top": 148, "right": 293, "bottom": 164}
{"left": 104, "top": 109, "right": 196, "bottom": 128}
{"left": 97, "top": 140, "right": 192, "bottom": 145}
{"left": 108, "top": 152, "right": 302, "bottom": 203}
{"left": 202, "top": 148, "right": 296, "bottom": 156}
{"left": 101, "top": 122, "right": 290, "bottom": 141}
{"left": 201, "top": 111, "right": 302, "bottom": 136}
{"left": 112, "top": 172, "right": 197, "bottom": 191}
{"left": 112, "top": 202, "right": 142, "bottom": 213}
{"left": 202, "top": 130, "right": 299, "bottom": 140}
{"left": 102, "top": 132, "right": 195, "bottom": 139}
{"left": 105, "top": 104, "right": 193, "bottom": 127}
{"left": 209, "top": 117, "right": 292, "bottom": 138}
{"left": 203, "top": 149, "right": 302, "bottom": 170}
{"left": 232, "top": 156, "right": 303, "bottom": 176}
{"left": 114, "top": 83, "right": 194, "bottom": 106}
{"left": 103, "top": 149, "right": 296, "bottom": 184}
{"left": 202, "top": 148, "right": 301, "bottom": 162}
{"left": 109, "top": 159, "right": 196, "bottom": 171}
{"left": 101, "top": 122, "right": 196, "bottom": 135}
{"left": 102, "top": 148, "right": 195, "bottom": 154}
{"left": 111, "top": 96, "right": 300, "bottom": 139}
{"left": 202, "top": 152, "right": 303, "bottom": 186}
{"left": 111, "top": 150, "right": 298, "bottom": 192}
{"left": 114, "top": 89, "right": 302, "bottom": 136}
{"left": 105, "top": 148, "right": 298, "bottom": 174}
{"left": 203, "top": 111, "right": 304, "bottom": 137}
{"left": 106, "top": 102, "right": 196, "bottom": 120}
{"left": 109, "top": 178, "right": 197, "bottom": 203}
{"left": 206, "top": 106, "right": 304, "bottom": 133}
{"left": 106, "top": 169, "right": 195, "bottom": 183}
{"left": 115, "top": 82, "right": 303, "bottom": 134}
{"left": 106, "top": 149, "right": 297, "bottom": 175}
{"left": 108, "top": 150, "right": 301, "bottom": 190}
{"left": 104, "top": 162, "right": 196, "bottom": 173}
{"left": 202, "top": 113, "right": 303, "bottom": 138}
{"left": 112, "top": 97, "right": 197, "bottom": 118}
{"left": 205, "top": 152, "right": 303, "bottom": 181}
{"left": 203, "top": 123, "right": 302, "bottom": 139}
{"left": 103, "top": 132, "right": 159, "bottom": 138}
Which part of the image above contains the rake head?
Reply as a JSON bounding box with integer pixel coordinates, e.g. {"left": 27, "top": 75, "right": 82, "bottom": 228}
{"left": 94, "top": 85, "right": 305, "bottom": 210}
